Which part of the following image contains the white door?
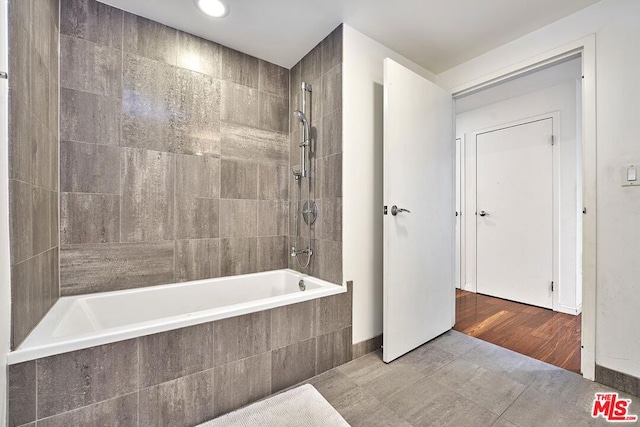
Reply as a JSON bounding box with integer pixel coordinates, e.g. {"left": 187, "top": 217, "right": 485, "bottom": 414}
{"left": 383, "top": 59, "right": 455, "bottom": 363}
{"left": 476, "top": 119, "right": 553, "bottom": 309}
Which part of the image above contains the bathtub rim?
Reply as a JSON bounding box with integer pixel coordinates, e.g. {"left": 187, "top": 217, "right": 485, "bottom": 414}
{"left": 7, "top": 269, "right": 346, "bottom": 365}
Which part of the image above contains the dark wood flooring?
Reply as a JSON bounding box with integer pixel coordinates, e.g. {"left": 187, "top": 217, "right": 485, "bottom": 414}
{"left": 454, "top": 289, "right": 582, "bottom": 373}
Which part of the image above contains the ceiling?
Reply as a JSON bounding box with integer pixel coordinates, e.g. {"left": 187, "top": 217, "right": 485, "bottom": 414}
{"left": 100, "top": 0, "right": 600, "bottom": 73}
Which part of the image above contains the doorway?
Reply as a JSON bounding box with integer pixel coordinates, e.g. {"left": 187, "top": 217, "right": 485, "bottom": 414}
{"left": 453, "top": 56, "right": 584, "bottom": 372}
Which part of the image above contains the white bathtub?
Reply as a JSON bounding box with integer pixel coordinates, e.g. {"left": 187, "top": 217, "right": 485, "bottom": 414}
{"left": 8, "top": 269, "right": 345, "bottom": 364}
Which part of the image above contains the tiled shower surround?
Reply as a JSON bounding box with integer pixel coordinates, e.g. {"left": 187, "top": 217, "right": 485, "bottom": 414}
{"left": 8, "top": 0, "right": 60, "bottom": 348}
{"left": 8, "top": 286, "right": 353, "bottom": 426}
{"left": 289, "top": 27, "right": 343, "bottom": 284}
{"left": 57, "top": 0, "right": 296, "bottom": 295}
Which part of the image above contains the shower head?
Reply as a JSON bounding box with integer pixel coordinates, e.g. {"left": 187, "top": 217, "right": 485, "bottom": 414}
{"left": 294, "top": 110, "right": 310, "bottom": 146}
{"left": 293, "top": 110, "right": 307, "bottom": 124}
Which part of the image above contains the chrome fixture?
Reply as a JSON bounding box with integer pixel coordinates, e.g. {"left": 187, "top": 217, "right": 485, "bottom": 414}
{"left": 479, "top": 210, "right": 489, "bottom": 217}
{"left": 391, "top": 205, "right": 411, "bottom": 216}
{"left": 299, "top": 279, "right": 306, "bottom": 291}
{"left": 291, "top": 82, "right": 314, "bottom": 269}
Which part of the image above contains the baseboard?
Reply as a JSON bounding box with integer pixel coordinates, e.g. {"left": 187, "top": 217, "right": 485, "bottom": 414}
{"left": 556, "top": 304, "right": 581, "bottom": 316}
{"left": 462, "top": 283, "right": 475, "bottom": 292}
{"left": 595, "top": 364, "right": 640, "bottom": 397}
{"left": 352, "top": 335, "right": 383, "bottom": 360}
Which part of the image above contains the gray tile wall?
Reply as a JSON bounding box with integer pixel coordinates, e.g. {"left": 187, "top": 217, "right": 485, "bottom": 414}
{"left": 8, "top": 0, "right": 60, "bottom": 349}
{"left": 58, "top": 0, "right": 290, "bottom": 294}
{"left": 8, "top": 284, "right": 352, "bottom": 426}
{"left": 289, "top": 26, "right": 343, "bottom": 284}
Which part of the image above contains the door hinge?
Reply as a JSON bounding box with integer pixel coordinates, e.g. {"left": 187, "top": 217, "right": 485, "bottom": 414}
{"left": 383, "top": 205, "right": 388, "bottom": 215}
{"left": 551, "top": 135, "right": 555, "bottom": 146}
{"left": 551, "top": 281, "right": 554, "bottom": 292}
{"left": 0, "top": 71, "right": 7, "bottom": 79}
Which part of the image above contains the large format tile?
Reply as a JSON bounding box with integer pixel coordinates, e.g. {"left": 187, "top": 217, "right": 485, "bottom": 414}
{"left": 221, "top": 123, "right": 288, "bottom": 166}
{"left": 321, "top": 25, "right": 343, "bottom": 75}
{"left": 60, "top": 193, "right": 120, "bottom": 244}
{"left": 37, "top": 339, "right": 138, "bottom": 418}
{"left": 259, "top": 60, "right": 288, "bottom": 98}
{"left": 320, "top": 198, "right": 342, "bottom": 242}
{"left": 121, "top": 54, "right": 178, "bottom": 152}
{"left": 121, "top": 148, "right": 175, "bottom": 242}
{"left": 175, "top": 197, "right": 219, "bottom": 240}
{"left": 139, "top": 370, "right": 215, "bottom": 427}
{"left": 123, "top": 12, "right": 177, "bottom": 64}
{"left": 214, "top": 353, "right": 271, "bottom": 417}
{"left": 175, "top": 154, "right": 220, "bottom": 198}
{"left": 429, "top": 329, "right": 482, "bottom": 356}
{"left": 595, "top": 364, "right": 640, "bottom": 398}
{"left": 391, "top": 341, "right": 456, "bottom": 375}
{"left": 307, "top": 369, "right": 359, "bottom": 406}
{"left": 32, "top": 119, "right": 53, "bottom": 192}
{"left": 172, "top": 68, "right": 221, "bottom": 156}
{"left": 383, "top": 376, "right": 498, "bottom": 427}
{"left": 338, "top": 352, "right": 427, "bottom": 403}
{"left": 257, "top": 236, "right": 287, "bottom": 272}
{"left": 37, "top": 393, "right": 138, "bottom": 427}
{"left": 317, "top": 327, "right": 352, "bottom": 375}
{"left": 60, "top": 34, "right": 121, "bottom": 97}
{"left": 321, "top": 107, "right": 342, "bottom": 157}
{"left": 8, "top": 7, "right": 30, "bottom": 107}
{"left": 8, "top": 361, "right": 36, "bottom": 427}
{"left": 220, "top": 159, "right": 258, "bottom": 200}
{"left": 501, "top": 386, "right": 598, "bottom": 427}
{"left": 429, "top": 358, "right": 527, "bottom": 415}
{"left": 258, "top": 165, "right": 288, "bottom": 200}
{"left": 322, "top": 64, "right": 342, "bottom": 114}
{"left": 220, "top": 82, "right": 258, "bottom": 128}
{"left": 220, "top": 46, "right": 259, "bottom": 89}
{"left": 9, "top": 180, "right": 32, "bottom": 264}
{"left": 272, "top": 338, "right": 317, "bottom": 393}
{"left": 60, "top": 242, "right": 174, "bottom": 295}
{"left": 257, "top": 200, "right": 288, "bottom": 237}
{"left": 331, "top": 388, "right": 413, "bottom": 427}
{"left": 214, "top": 311, "right": 270, "bottom": 366}
{"left": 29, "top": 44, "right": 51, "bottom": 127}
{"left": 271, "top": 300, "right": 316, "bottom": 350}
{"left": 175, "top": 239, "right": 220, "bottom": 282}
{"left": 219, "top": 200, "right": 257, "bottom": 238}
{"left": 8, "top": 96, "right": 32, "bottom": 183}
{"left": 60, "top": 140, "right": 120, "bottom": 193}
{"left": 301, "top": 44, "right": 322, "bottom": 83}
{"left": 220, "top": 238, "right": 258, "bottom": 276}
{"left": 319, "top": 153, "right": 342, "bottom": 199}
{"left": 177, "top": 31, "right": 220, "bottom": 78}
{"left": 60, "top": 0, "right": 123, "bottom": 48}
{"left": 315, "top": 278, "right": 350, "bottom": 335}
{"left": 139, "top": 323, "right": 214, "bottom": 388}
{"left": 461, "top": 339, "right": 546, "bottom": 387}
{"left": 259, "top": 92, "right": 289, "bottom": 133}
{"left": 31, "top": 185, "right": 50, "bottom": 256}
{"left": 60, "top": 88, "right": 120, "bottom": 146}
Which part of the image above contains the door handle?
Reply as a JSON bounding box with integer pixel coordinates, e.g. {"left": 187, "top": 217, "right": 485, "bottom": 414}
{"left": 479, "top": 210, "right": 489, "bottom": 217}
{"left": 391, "top": 205, "right": 411, "bottom": 216}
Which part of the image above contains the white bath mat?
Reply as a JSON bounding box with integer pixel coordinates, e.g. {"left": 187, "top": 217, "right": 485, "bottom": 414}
{"left": 197, "top": 384, "right": 350, "bottom": 427}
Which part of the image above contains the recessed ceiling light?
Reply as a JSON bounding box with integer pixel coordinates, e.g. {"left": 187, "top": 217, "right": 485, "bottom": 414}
{"left": 195, "top": 0, "right": 230, "bottom": 18}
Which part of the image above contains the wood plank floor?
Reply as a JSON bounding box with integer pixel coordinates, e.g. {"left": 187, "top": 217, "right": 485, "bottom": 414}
{"left": 454, "top": 289, "right": 582, "bottom": 373}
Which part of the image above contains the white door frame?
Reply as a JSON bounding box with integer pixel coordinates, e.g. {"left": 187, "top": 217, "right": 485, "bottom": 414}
{"left": 0, "top": 0, "right": 12, "bottom": 422}
{"left": 451, "top": 35, "right": 597, "bottom": 380}
{"left": 455, "top": 135, "right": 465, "bottom": 290}
{"left": 471, "top": 114, "right": 560, "bottom": 311}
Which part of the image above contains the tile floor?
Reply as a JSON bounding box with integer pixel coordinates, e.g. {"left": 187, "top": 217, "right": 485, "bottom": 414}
{"left": 301, "top": 331, "right": 640, "bottom": 426}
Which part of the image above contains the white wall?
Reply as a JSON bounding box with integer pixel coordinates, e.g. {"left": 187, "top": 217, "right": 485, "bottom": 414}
{"left": 342, "top": 25, "right": 435, "bottom": 344}
{"left": 456, "top": 79, "right": 583, "bottom": 314}
{"left": 0, "top": 0, "right": 10, "bottom": 423}
{"left": 438, "top": 0, "right": 640, "bottom": 379}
